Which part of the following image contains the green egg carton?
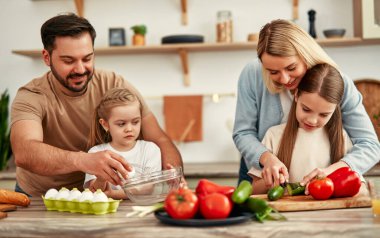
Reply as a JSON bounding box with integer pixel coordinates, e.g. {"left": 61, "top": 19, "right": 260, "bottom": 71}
{"left": 42, "top": 196, "right": 121, "bottom": 215}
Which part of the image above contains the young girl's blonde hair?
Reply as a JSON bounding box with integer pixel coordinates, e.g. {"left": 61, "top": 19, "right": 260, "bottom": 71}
{"left": 87, "top": 88, "right": 142, "bottom": 150}
{"left": 276, "top": 64, "right": 345, "bottom": 169}
{"left": 257, "top": 19, "right": 339, "bottom": 94}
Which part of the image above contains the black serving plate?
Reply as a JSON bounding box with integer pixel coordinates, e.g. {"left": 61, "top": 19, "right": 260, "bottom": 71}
{"left": 154, "top": 210, "right": 253, "bottom": 227}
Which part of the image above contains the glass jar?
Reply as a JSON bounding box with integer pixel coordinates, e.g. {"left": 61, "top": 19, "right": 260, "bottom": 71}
{"left": 216, "top": 10, "right": 233, "bottom": 43}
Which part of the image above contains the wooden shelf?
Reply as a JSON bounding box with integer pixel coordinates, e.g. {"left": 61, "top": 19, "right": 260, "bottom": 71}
{"left": 12, "top": 42, "right": 252, "bottom": 57}
{"left": 11, "top": 38, "right": 380, "bottom": 86}
{"left": 13, "top": 38, "right": 380, "bottom": 57}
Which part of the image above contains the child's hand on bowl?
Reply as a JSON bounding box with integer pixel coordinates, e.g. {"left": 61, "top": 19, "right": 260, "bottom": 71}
{"left": 89, "top": 178, "right": 109, "bottom": 193}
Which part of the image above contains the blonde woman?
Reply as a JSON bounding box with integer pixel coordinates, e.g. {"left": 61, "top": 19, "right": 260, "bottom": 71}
{"left": 233, "top": 19, "right": 379, "bottom": 189}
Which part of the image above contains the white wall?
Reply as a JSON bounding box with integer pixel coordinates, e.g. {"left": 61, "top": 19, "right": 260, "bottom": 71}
{"left": 1, "top": 0, "right": 379, "bottom": 164}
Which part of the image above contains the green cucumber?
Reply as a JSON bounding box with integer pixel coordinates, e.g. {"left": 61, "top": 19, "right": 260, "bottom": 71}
{"left": 267, "top": 185, "right": 284, "bottom": 201}
{"left": 232, "top": 180, "right": 253, "bottom": 204}
{"left": 286, "top": 182, "right": 305, "bottom": 196}
{"left": 245, "top": 197, "right": 270, "bottom": 214}
{"left": 244, "top": 197, "right": 288, "bottom": 223}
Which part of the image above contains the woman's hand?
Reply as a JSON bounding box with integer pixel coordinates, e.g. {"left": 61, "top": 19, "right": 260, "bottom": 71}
{"left": 260, "top": 151, "right": 289, "bottom": 188}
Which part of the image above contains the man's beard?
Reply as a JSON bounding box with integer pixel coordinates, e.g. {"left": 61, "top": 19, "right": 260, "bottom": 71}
{"left": 50, "top": 63, "right": 94, "bottom": 92}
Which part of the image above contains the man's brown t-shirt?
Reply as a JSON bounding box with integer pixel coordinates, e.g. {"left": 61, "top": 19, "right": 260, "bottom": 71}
{"left": 11, "top": 69, "right": 150, "bottom": 196}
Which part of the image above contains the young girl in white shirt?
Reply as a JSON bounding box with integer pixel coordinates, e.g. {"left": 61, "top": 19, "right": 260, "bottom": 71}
{"left": 84, "top": 88, "right": 161, "bottom": 199}
{"left": 249, "top": 63, "right": 357, "bottom": 194}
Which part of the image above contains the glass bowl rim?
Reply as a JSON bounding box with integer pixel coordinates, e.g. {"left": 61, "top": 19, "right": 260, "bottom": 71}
{"left": 122, "top": 167, "right": 183, "bottom": 188}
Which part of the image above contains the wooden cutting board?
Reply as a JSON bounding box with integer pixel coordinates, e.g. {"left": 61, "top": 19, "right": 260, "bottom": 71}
{"left": 251, "top": 194, "right": 371, "bottom": 212}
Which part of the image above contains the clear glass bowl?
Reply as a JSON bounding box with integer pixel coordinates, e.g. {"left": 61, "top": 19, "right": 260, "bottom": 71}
{"left": 122, "top": 167, "right": 182, "bottom": 205}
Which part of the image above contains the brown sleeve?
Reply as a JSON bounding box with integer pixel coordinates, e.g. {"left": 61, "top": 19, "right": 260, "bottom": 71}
{"left": 10, "top": 87, "right": 45, "bottom": 127}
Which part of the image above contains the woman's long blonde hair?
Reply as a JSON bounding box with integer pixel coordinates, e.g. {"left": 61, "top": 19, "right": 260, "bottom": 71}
{"left": 257, "top": 19, "right": 339, "bottom": 93}
{"left": 87, "top": 88, "right": 142, "bottom": 150}
{"left": 276, "top": 64, "right": 345, "bottom": 169}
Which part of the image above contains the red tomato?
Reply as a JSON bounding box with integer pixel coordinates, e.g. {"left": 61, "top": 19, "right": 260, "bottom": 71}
{"left": 164, "top": 188, "right": 199, "bottom": 219}
{"left": 308, "top": 177, "right": 334, "bottom": 200}
{"left": 199, "top": 193, "right": 233, "bottom": 219}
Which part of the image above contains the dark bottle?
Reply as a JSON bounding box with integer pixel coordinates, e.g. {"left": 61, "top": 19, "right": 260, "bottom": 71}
{"left": 308, "top": 9, "right": 317, "bottom": 39}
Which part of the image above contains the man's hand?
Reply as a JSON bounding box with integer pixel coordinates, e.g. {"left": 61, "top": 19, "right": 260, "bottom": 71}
{"left": 260, "top": 151, "right": 289, "bottom": 188}
{"left": 77, "top": 150, "right": 132, "bottom": 186}
{"left": 141, "top": 113, "right": 183, "bottom": 170}
{"left": 165, "top": 163, "right": 188, "bottom": 189}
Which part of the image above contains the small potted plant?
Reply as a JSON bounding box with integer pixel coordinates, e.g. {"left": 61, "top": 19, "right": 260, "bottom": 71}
{"left": 0, "top": 89, "right": 12, "bottom": 171}
{"left": 131, "top": 25, "right": 147, "bottom": 46}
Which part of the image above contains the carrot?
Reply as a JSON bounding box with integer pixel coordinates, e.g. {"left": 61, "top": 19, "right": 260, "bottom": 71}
{"left": 0, "top": 189, "right": 30, "bottom": 207}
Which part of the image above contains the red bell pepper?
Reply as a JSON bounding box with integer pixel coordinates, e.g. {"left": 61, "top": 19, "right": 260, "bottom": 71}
{"left": 195, "top": 179, "right": 235, "bottom": 199}
{"left": 327, "top": 167, "right": 361, "bottom": 198}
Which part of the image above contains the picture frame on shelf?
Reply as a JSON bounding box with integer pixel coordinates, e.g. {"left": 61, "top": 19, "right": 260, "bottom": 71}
{"left": 109, "top": 28, "right": 126, "bottom": 46}
{"left": 354, "top": 0, "right": 380, "bottom": 39}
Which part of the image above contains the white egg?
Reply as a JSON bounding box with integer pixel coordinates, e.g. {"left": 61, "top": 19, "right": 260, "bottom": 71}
{"left": 68, "top": 188, "right": 82, "bottom": 201}
{"left": 92, "top": 189, "right": 108, "bottom": 202}
{"left": 44, "top": 188, "right": 58, "bottom": 199}
{"left": 79, "top": 188, "right": 94, "bottom": 202}
{"left": 55, "top": 187, "right": 70, "bottom": 200}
